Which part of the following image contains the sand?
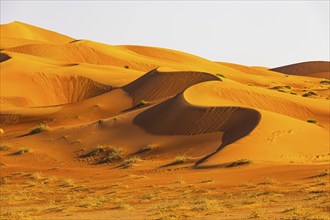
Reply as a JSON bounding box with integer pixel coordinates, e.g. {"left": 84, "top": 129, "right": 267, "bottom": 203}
{"left": 0, "top": 21, "right": 329, "bottom": 220}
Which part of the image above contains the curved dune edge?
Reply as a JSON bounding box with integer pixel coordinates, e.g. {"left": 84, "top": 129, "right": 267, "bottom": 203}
{"left": 122, "top": 68, "right": 221, "bottom": 105}
{"left": 270, "top": 61, "right": 330, "bottom": 79}
{"left": 134, "top": 93, "right": 261, "bottom": 165}
{"left": 0, "top": 52, "right": 11, "bottom": 62}
{"left": 1, "top": 74, "right": 112, "bottom": 109}
{"left": 183, "top": 81, "right": 329, "bottom": 124}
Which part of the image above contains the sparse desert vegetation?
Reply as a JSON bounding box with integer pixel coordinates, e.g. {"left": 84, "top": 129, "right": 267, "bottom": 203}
{"left": 307, "top": 119, "right": 317, "bottom": 123}
{"left": 302, "top": 91, "right": 317, "bottom": 97}
{"left": 226, "top": 159, "right": 253, "bottom": 167}
{"left": 0, "top": 143, "right": 11, "bottom": 151}
{"left": 121, "top": 156, "right": 141, "bottom": 168}
{"left": 12, "top": 147, "right": 30, "bottom": 156}
{"left": 169, "top": 154, "right": 192, "bottom": 165}
{"left": 29, "top": 123, "right": 49, "bottom": 134}
{"left": 216, "top": 73, "right": 226, "bottom": 78}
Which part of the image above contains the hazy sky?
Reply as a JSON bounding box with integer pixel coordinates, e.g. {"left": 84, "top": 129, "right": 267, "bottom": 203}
{"left": 1, "top": 1, "right": 329, "bottom": 67}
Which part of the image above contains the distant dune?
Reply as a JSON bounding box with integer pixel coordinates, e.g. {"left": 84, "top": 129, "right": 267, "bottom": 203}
{"left": 270, "top": 61, "right": 330, "bottom": 79}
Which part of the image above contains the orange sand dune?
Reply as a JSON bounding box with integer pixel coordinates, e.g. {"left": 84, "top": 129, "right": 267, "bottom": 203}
{"left": 123, "top": 68, "right": 220, "bottom": 104}
{"left": 1, "top": 22, "right": 329, "bottom": 220}
{"left": 270, "top": 61, "right": 330, "bottom": 79}
{"left": 0, "top": 21, "right": 74, "bottom": 43}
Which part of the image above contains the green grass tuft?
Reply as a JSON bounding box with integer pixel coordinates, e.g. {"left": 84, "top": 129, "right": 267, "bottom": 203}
{"left": 216, "top": 73, "right": 226, "bottom": 78}
{"left": 307, "top": 119, "right": 317, "bottom": 123}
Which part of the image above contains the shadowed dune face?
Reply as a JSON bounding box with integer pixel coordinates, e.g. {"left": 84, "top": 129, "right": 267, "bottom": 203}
{"left": 1, "top": 74, "right": 112, "bottom": 109}
{"left": 0, "top": 52, "right": 11, "bottom": 62}
{"left": 123, "top": 69, "right": 221, "bottom": 104}
{"left": 270, "top": 61, "right": 330, "bottom": 79}
{"left": 134, "top": 93, "right": 261, "bottom": 145}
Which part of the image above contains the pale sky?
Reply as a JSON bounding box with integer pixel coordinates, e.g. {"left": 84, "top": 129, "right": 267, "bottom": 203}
{"left": 1, "top": 0, "right": 329, "bottom": 67}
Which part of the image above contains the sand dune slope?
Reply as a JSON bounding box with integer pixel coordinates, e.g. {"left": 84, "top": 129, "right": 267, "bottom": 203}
{"left": 0, "top": 21, "right": 74, "bottom": 43}
{"left": 270, "top": 61, "right": 330, "bottom": 79}
{"left": 0, "top": 52, "right": 11, "bottom": 62}
{"left": 123, "top": 68, "right": 220, "bottom": 104}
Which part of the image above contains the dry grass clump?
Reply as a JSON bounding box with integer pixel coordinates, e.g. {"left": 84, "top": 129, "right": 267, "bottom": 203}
{"left": 249, "top": 209, "right": 264, "bottom": 218}
{"left": 80, "top": 145, "right": 110, "bottom": 158}
{"left": 201, "top": 178, "right": 214, "bottom": 183}
{"left": 99, "top": 146, "right": 124, "bottom": 163}
{"left": 136, "top": 145, "right": 156, "bottom": 154}
{"left": 80, "top": 145, "right": 125, "bottom": 164}
{"left": 310, "top": 170, "right": 329, "bottom": 178}
{"left": 29, "top": 123, "right": 49, "bottom": 134}
{"left": 282, "top": 206, "right": 329, "bottom": 219}
{"left": 226, "top": 159, "right": 253, "bottom": 168}
{"left": 0, "top": 143, "right": 11, "bottom": 151}
{"left": 171, "top": 155, "right": 192, "bottom": 165}
{"left": 12, "top": 148, "right": 30, "bottom": 156}
{"left": 320, "top": 80, "right": 330, "bottom": 85}
{"left": 302, "top": 91, "right": 317, "bottom": 97}
{"left": 0, "top": 128, "right": 4, "bottom": 135}
{"left": 121, "top": 156, "right": 141, "bottom": 168}
{"left": 136, "top": 99, "right": 148, "bottom": 108}
{"left": 260, "top": 177, "right": 279, "bottom": 185}
{"left": 191, "top": 199, "right": 223, "bottom": 212}
{"left": 60, "top": 179, "right": 75, "bottom": 187}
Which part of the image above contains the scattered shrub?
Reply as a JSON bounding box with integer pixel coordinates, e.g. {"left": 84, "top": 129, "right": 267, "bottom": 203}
{"left": 272, "top": 86, "right": 282, "bottom": 90}
{"left": 216, "top": 73, "right": 226, "bottom": 78}
{"left": 0, "top": 144, "right": 11, "bottom": 151}
{"left": 302, "top": 91, "right": 317, "bottom": 97}
{"left": 284, "top": 85, "right": 291, "bottom": 89}
{"left": 80, "top": 145, "right": 110, "bottom": 158}
{"left": 290, "top": 92, "right": 297, "bottom": 95}
{"left": 201, "top": 178, "right": 214, "bottom": 183}
{"left": 226, "top": 159, "right": 253, "bottom": 168}
{"left": 310, "top": 170, "right": 329, "bottom": 178}
{"left": 60, "top": 179, "right": 75, "bottom": 187}
{"left": 29, "top": 123, "right": 49, "bottom": 134}
{"left": 99, "top": 146, "right": 124, "bottom": 163}
{"left": 277, "top": 89, "right": 286, "bottom": 93}
{"left": 13, "top": 148, "right": 30, "bottom": 156}
{"left": 124, "top": 65, "right": 129, "bottom": 69}
{"left": 171, "top": 154, "right": 192, "bottom": 165}
{"left": 249, "top": 209, "right": 264, "bottom": 218}
{"left": 261, "top": 177, "right": 278, "bottom": 185}
{"left": 136, "top": 145, "right": 156, "bottom": 154}
{"left": 80, "top": 145, "right": 125, "bottom": 164}
{"left": 307, "top": 119, "right": 317, "bottom": 123}
{"left": 320, "top": 80, "right": 330, "bottom": 85}
{"left": 121, "top": 156, "right": 141, "bottom": 168}
{"left": 136, "top": 99, "right": 148, "bottom": 108}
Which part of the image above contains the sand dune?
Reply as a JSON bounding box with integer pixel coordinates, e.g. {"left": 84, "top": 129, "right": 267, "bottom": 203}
{"left": 0, "top": 21, "right": 74, "bottom": 43}
{"left": 270, "top": 61, "right": 330, "bottom": 79}
{"left": 123, "top": 68, "right": 220, "bottom": 104}
{"left": 1, "top": 22, "right": 329, "bottom": 220}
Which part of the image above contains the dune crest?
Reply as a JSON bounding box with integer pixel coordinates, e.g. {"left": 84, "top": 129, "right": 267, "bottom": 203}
{"left": 123, "top": 68, "right": 220, "bottom": 104}
{"left": 0, "top": 21, "right": 74, "bottom": 43}
{"left": 134, "top": 93, "right": 261, "bottom": 151}
{"left": 270, "top": 61, "right": 330, "bottom": 79}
